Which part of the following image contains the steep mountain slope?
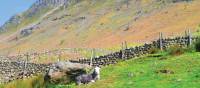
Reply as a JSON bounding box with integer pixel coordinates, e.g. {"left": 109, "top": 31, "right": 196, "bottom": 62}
{"left": 0, "top": 0, "right": 198, "bottom": 55}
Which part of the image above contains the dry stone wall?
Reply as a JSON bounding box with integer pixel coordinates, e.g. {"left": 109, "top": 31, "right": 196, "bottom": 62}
{"left": 0, "top": 36, "right": 198, "bottom": 83}
{"left": 0, "top": 61, "right": 49, "bottom": 83}
{"left": 75, "top": 36, "right": 198, "bottom": 66}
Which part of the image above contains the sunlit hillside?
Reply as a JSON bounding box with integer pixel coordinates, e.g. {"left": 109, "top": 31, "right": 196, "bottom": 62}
{"left": 1, "top": 0, "right": 200, "bottom": 88}
{"left": 0, "top": 0, "right": 199, "bottom": 55}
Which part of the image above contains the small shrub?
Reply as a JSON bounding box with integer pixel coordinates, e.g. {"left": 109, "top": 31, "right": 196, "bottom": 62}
{"left": 159, "top": 56, "right": 168, "bottom": 60}
{"left": 167, "top": 45, "right": 185, "bottom": 56}
{"left": 195, "top": 39, "right": 200, "bottom": 52}
{"left": 149, "top": 47, "right": 160, "bottom": 54}
{"left": 59, "top": 40, "right": 65, "bottom": 45}
{"left": 185, "top": 44, "right": 195, "bottom": 53}
{"left": 32, "top": 75, "right": 45, "bottom": 88}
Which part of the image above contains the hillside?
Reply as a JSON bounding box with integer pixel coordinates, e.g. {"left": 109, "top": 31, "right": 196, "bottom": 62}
{"left": 1, "top": 0, "right": 200, "bottom": 88}
{"left": 0, "top": 0, "right": 199, "bottom": 56}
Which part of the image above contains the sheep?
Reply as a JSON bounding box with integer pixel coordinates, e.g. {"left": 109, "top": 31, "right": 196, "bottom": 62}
{"left": 94, "top": 66, "right": 100, "bottom": 80}
{"left": 75, "top": 66, "right": 100, "bottom": 85}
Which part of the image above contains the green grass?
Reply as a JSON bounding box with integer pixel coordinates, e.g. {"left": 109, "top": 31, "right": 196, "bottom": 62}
{"left": 76, "top": 52, "right": 200, "bottom": 88}
{"left": 0, "top": 75, "right": 45, "bottom": 88}
{"left": 193, "top": 24, "right": 200, "bottom": 37}
{"left": 2, "top": 50, "right": 200, "bottom": 88}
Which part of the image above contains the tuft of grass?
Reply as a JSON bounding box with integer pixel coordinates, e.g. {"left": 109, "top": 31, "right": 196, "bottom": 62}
{"left": 195, "top": 39, "right": 200, "bottom": 52}
{"left": 59, "top": 40, "right": 65, "bottom": 45}
{"left": 149, "top": 47, "right": 161, "bottom": 54}
{"left": 1, "top": 75, "right": 45, "bottom": 88}
{"left": 166, "top": 45, "right": 186, "bottom": 56}
{"left": 165, "top": 44, "right": 195, "bottom": 56}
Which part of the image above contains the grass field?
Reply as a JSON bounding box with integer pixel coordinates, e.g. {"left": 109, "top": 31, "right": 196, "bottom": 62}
{"left": 1, "top": 48, "right": 200, "bottom": 88}
{"left": 75, "top": 52, "right": 200, "bottom": 88}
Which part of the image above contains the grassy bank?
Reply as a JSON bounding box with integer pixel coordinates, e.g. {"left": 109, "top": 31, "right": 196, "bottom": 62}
{"left": 77, "top": 52, "right": 200, "bottom": 88}
{"left": 1, "top": 50, "right": 200, "bottom": 88}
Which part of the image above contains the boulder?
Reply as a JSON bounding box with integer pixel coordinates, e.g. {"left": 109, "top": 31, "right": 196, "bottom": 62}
{"left": 45, "top": 61, "right": 91, "bottom": 84}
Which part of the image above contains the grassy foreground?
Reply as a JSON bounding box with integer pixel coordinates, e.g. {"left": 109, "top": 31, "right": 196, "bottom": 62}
{"left": 1, "top": 51, "right": 200, "bottom": 88}
{"left": 78, "top": 52, "right": 200, "bottom": 88}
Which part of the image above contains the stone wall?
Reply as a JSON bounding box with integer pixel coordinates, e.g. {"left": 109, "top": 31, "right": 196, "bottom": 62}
{"left": 73, "top": 36, "right": 198, "bottom": 66}
{"left": 0, "top": 48, "right": 112, "bottom": 63}
{"left": 0, "top": 36, "right": 198, "bottom": 83}
{"left": 0, "top": 61, "right": 49, "bottom": 83}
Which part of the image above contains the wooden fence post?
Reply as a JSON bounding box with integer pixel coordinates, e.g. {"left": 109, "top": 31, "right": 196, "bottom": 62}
{"left": 38, "top": 54, "right": 41, "bottom": 63}
{"left": 90, "top": 49, "right": 95, "bottom": 67}
{"left": 125, "top": 41, "right": 128, "bottom": 49}
{"left": 63, "top": 2, "right": 66, "bottom": 11}
{"left": 188, "top": 29, "right": 192, "bottom": 46}
{"left": 185, "top": 30, "right": 188, "bottom": 37}
{"left": 159, "top": 32, "right": 163, "bottom": 50}
{"left": 23, "top": 53, "right": 29, "bottom": 78}
{"left": 17, "top": 50, "right": 21, "bottom": 61}
{"left": 121, "top": 42, "right": 124, "bottom": 50}
{"left": 58, "top": 50, "right": 61, "bottom": 62}
{"left": 121, "top": 42, "right": 125, "bottom": 59}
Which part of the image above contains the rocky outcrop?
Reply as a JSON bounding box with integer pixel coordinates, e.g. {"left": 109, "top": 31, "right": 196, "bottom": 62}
{"left": 0, "top": 15, "right": 22, "bottom": 32}
{"left": 45, "top": 61, "right": 91, "bottom": 84}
